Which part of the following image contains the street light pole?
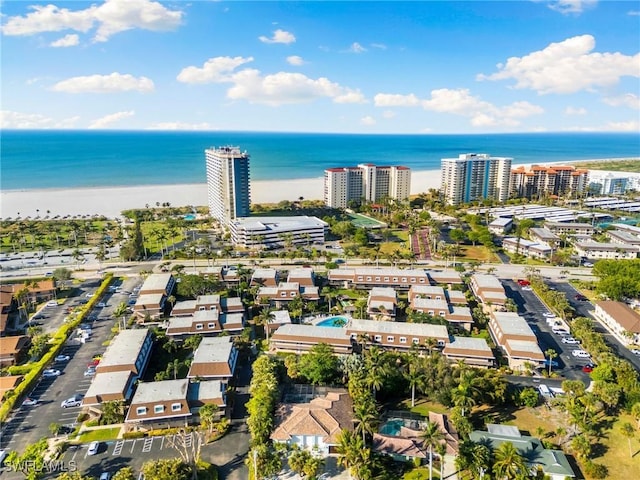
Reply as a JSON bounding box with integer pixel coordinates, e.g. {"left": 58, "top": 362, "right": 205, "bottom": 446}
{"left": 253, "top": 448, "right": 258, "bottom": 480}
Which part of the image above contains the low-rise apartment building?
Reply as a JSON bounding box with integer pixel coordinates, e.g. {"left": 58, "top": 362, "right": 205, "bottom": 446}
{"left": 469, "top": 274, "right": 507, "bottom": 310}
{"left": 256, "top": 282, "right": 320, "bottom": 307}
{"left": 187, "top": 336, "right": 239, "bottom": 382}
{"left": 502, "top": 238, "right": 552, "bottom": 260}
{"left": 488, "top": 217, "right": 513, "bottom": 235}
{"left": 488, "top": 312, "right": 544, "bottom": 370}
{"left": 574, "top": 241, "right": 638, "bottom": 260}
{"left": 83, "top": 329, "right": 154, "bottom": 408}
{"left": 367, "top": 287, "right": 397, "bottom": 319}
{"left": 529, "top": 228, "right": 561, "bottom": 248}
{"left": 594, "top": 301, "right": 640, "bottom": 345}
{"left": 442, "top": 337, "right": 495, "bottom": 368}
{"left": 269, "top": 324, "right": 354, "bottom": 355}
{"left": 251, "top": 268, "right": 279, "bottom": 287}
{"left": 545, "top": 222, "right": 595, "bottom": 236}
{"left": 607, "top": 230, "right": 640, "bottom": 248}
{"left": 0, "top": 336, "right": 30, "bottom": 367}
{"left": 170, "top": 294, "right": 244, "bottom": 317}
{"left": 328, "top": 268, "right": 430, "bottom": 290}
{"left": 134, "top": 273, "right": 176, "bottom": 320}
{"left": 229, "top": 216, "right": 328, "bottom": 248}
{"left": 166, "top": 309, "right": 245, "bottom": 338}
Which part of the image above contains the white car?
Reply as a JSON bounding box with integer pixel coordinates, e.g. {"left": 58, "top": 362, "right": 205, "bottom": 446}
{"left": 552, "top": 328, "right": 569, "bottom": 335}
{"left": 22, "top": 397, "right": 39, "bottom": 406}
{"left": 631, "top": 349, "right": 640, "bottom": 356}
{"left": 0, "top": 449, "right": 7, "bottom": 466}
{"left": 45, "top": 300, "right": 58, "bottom": 307}
{"left": 61, "top": 395, "right": 83, "bottom": 408}
{"left": 562, "top": 337, "right": 580, "bottom": 345}
{"left": 97, "top": 302, "right": 107, "bottom": 308}
{"left": 542, "top": 313, "right": 555, "bottom": 318}
{"left": 42, "top": 369, "right": 61, "bottom": 378}
{"left": 55, "top": 354, "right": 71, "bottom": 362}
{"left": 87, "top": 441, "right": 99, "bottom": 456}
{"left": 572, "top": 349, "right": 590, "bottom": 358}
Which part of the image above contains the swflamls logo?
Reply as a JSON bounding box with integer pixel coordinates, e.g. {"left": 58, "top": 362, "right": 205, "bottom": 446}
{"left": 4, "top": 460, "right": 78, "bottom": 473}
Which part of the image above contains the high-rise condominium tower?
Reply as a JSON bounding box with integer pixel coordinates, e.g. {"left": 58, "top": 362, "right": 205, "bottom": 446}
{"left": 205, "top": 146, "right": 251, "bottom": 225}
{"left": 440, "top": 153, "right": 512, "bottom": 205}
{"left": 324, "top": 164, "right": 411, "bottom": 209}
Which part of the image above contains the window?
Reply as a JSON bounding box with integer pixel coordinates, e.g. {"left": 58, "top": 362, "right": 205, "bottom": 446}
{"left": 199, "top": 307, "right": 205, "bottom": 311}
{"left": 171, "top": 403, "right": 182, "bottom": 412}
{"left": 412, "top": 338, "right": 419, "bottom": 344}
{"left": 196, "top": 324, "right": 203, "bottom": 330}
{"left": 437, "top": 340, "right": 445, "bottom": 347}
{"left": 411, "top": 278, "right": 416, "bottom": 283}
{"left": 357, "top": 276, "right": 363, "bottom": 281}
{"left": 366, "top": 276, "right": 372, "bottom": 281}
{"left": 428, "top": 310, "right": 434, "bottom": 315}
{"left": 375, "top": 277, "right": 380, "bottom": 281}
{"left": 290, "top": 292, "right": 296, "bottom": 297}
{"left": 393, "top": 277, "right": 398, "bottom": 282}
{"left": 400, "top": 337, "right": 407, "bottom": 344}
{"left": 281, "top": 292, "right": 287, "bottom": 297}
{"left": 384, "top": 277, "right": 389, "bottom": 281}
{"left": 401, "top": 277, "right": 407, "bottom": 282}
{"left": 419, "top": 278, "right": 426, "bottom": 283}
{"left": 374, "top": 335, "right": 382, "bottom": 342}
{"left": 154, "top": 405, "right": 164, "bottom": 413}
{"left": 386, "top": 336, "right": 394, "bottom": 342}
{"left": 136, "top": 407, "right": 147, "bottom": 415}
{"left": 208, "top": 323, "right": 216, "bottom": 329}
{"left": 210, "top": 306, "right": 217, "bottom": 310}
{"left": 439, "top": 311, "right": 446, "bottom": 317}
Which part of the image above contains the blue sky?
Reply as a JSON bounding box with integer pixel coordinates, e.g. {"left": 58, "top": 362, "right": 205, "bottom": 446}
{"left": 1, "top": 0, "right": 639, "bottom": 133}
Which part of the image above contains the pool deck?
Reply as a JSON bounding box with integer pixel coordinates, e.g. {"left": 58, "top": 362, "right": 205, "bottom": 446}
{"left": 311, "top": 315, "right": 351, "bottom": 326}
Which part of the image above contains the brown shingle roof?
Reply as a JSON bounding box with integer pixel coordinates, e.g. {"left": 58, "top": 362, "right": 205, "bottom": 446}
{"left": 372, "top": 434, "right": 426, "bottom": 458}
{"left": 597, "top": 301, "right": 640, "bottom": 333}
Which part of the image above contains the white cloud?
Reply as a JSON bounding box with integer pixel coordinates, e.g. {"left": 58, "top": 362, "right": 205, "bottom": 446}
{"left": 286, "top": 55, "right": 305, "bottom": 66}
{"left": 374, "top": 88, "right": 543, "bottom": 128}
{"left": 548, "top": 0, "right": 597, "bottom": 15}
{"left": 360, "top": 116, "right": 376, "bottom": 126}
{"left": 348, "top": 42, "right": 367, "bottom": 53}
{"left": 177, "top": 56, "right": 366, "bottom": 106}
{"left": 565, "top": 106, "right": 588, "bottom": 115}
{"left": 371, "top": 43, "right": 387, "bottom": 50}
{"left": 259, "top": 29, "right": 295, "bottom": 44}
{"left": 602, "top": 93, "right": 640, "bottom": 110}
{"left": 382, "top": 110, "right": 396, "bottom": 119}
{"left": 51, "top": 72, "right": 154, "bottom": 93}
{"left": 88, "top": 110, "right": 134, "bottom": 129}
{"left": 1, "top": 0, "right": 183, "bottom": 42}
{"left": 50, "top": 33, "right": 79, "bottom": 47}
{"left": 374, "top": 93, "right": 421, "bottom": 107}
{"left": 146, "top": 122, "right": 217, "bottom": 131}
{"left": 564, "top": 120, "right": 639, "bottom": 132}
{"left": 0, "top": 110, "right": 79, "bottom": 129}
{"left": 478, "top": 35, "right": 640, "bottom": 95}
{"left": 629, "top": 10, "right": 640, "bottom": 16}
{"left": 177, "top": 56, "right": 254, "bottom": 84}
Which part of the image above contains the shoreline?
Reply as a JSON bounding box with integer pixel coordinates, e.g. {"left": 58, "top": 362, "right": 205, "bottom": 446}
{"left": 1, "top": 158, "right": 638, "bottom": 219}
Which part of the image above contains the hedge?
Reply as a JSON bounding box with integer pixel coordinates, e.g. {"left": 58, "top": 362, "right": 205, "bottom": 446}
{"left": 0, "top": 274, "right": 114, "bottom": 423}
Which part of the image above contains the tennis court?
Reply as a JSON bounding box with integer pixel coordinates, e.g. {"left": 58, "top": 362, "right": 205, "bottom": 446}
{"left": 347, "top": 212, "right": 387, "bottom": 229}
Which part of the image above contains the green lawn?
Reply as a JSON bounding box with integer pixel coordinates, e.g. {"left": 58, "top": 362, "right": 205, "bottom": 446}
{"left": 404, "top": 467, "right": 441, "bottom": 480}
{"left": 407, "top": 399, "right": 449, "bottom": 416}
{"left": 74, "top": 427, "right": 121, "bottom": 443}
{"left": 570, "top": 159, "right": 640, "bottom": 173}
{"left": 458, "top": 245, "right": 499, "bottom": 262}
{"left": 597, "top": 413, "right": 640, "bottom": 480}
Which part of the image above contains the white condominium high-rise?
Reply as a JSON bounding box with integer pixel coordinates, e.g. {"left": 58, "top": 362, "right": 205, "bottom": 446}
{"left": 440, "top": 153, "right": 512, "bottom": 205}
{"left": 205, "top": 146, "right": 251, "bottom": 225}
{"left": 324, "top": 164, "right": 411, "bottom": 208}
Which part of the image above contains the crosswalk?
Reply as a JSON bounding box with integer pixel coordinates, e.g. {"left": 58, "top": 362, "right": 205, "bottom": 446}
{"left": 113, "top": 439, "right": 124, "bottom": 456}
{"left": 142, "top": 437, "right": 154, "bottom": 453}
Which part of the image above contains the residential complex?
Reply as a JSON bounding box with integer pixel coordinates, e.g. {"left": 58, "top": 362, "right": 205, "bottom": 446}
{"left": 510, "top": 165, "right": 589, "bottom": 199}
{"left": 324, "top": 164, "right": 411, "bottom": 208}
{"left": 205, "top": 146, "right": 251, "bottom": 225}
{"left": 440, "top": 153, "right": 512, "bottom": 205}
{"left": 229, "top": 216, "right": 328, "bottom": 249}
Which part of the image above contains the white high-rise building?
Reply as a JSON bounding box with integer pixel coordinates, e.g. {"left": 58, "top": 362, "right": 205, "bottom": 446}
{"left": 440, "top": 153, "right": 512, "bottom": 205}
{"left": 324, "top": 164, "right": 411, "bottom": 208}
{"left": 205, "top": 146, "right": 251, "bottom": 225}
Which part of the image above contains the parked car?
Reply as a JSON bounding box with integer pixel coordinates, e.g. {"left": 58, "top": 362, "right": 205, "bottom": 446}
{"left": 42, "top": 369, "right": 61, "bottom": 378}
{"left": 517, "top": 279, "right": 531, "bottom": 286}
{"left": 0, "top": 449, "right": 8, "bottom": 467}
{"left": 631, "top": 349, "right": 640, "bottom": 356}
{"left": 583, "top": 262, "right": 594, "bottom": 267}
{"left": 87, "top": 359, "right": 100, "bottom": 368}
{"left": 561, "top": 337, "right": 580, "bottom": 345}
{"left": 522, "top": 286, "right": 533, "bottom": 291}
{"left": 542, "top": 313, "right": 555, "bottom": 318}
{"left": 55, "top": 354, "right": 71, "bottom": 362}
{"left": 543, "top": 359, "right": 559, "bottom": 368}
{"left": 574, "top": 294, "right": 588, "bottom": 301}
{"left": 572, "top": 350, "right": 590, "bottom": 358}
{"left": 582, "top": 364, "right": 594, "bottom": 373}
{"left": 61, "top": 395, "right": 83, "bottom": 408}
{"left": 32, "top": 313, "right": 47, "bottom": 320}
{"left": 87, "top": 441, "right": 99, "bottom": 456}
{"left": 85, "top": 292, "right": 95, "bottom": 298}
{"left": 97, "top": 302, "right": 107, "bottom": 308}
{"left": 22, "top": 397, "right": 39, "bottom": 406}
{"left": 84, "top": 367, "right": 96, "bottom": 377}
{"left": 99, "top": 473, "right": 111, "bottom": 480}
{"left": 45, "top": 300, "right": 58, "bottom": 307}
{"left": 552, "top": 327, "right": 569, "bottom": 335}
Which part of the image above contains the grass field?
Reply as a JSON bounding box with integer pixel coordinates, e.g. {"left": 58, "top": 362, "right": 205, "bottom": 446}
{"left": 347, "top": 212, "right": 387, "bottom": 229}
{"left": 571, "top": 159, "right": 640, "bottom": 173}
{"left": 74, "top": 427, "right": 121, "bottom": 443}
{"left": 597, "top": 413, "right": 640, "bottom": 480}
{"left": 457, "top": 245, "right": 499, "bottom": 262}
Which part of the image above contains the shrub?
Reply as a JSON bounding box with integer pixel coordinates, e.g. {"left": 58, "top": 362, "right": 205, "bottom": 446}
{"left": 123, "top": 431, "right": 146, "bottom": 439}
{"left": 583, "top": 461, "right": 608, "bottom": 480}
{"left": 77, "top": 413, "right": 90, "bottom": 423}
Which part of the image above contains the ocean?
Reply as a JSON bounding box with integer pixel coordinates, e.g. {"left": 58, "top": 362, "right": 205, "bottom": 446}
{"left": 1, "top": 130, "right": 639, "bottom": 190}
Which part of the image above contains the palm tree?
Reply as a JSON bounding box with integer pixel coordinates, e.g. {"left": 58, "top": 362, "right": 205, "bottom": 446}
{"left": 353, "top": 399, "right": 379, "bottom": 444}
{"left": 545, "top": 348, "right": 558, "bottom": 375}
{"left": 436, "top": 442, "right": 447, "bottom": 480}
{"left": 255, "top": 306, "right": 275, "bottom": 342}
{"left": 336, "top": 430, "right": 372, "bottom": 480}
{"left": 570, "top": 434, "right": 591, "bottom": 461}
{"left": 620, "top": 422, "right": 635, "bottom": 458}
{"left": 452, "top": 369, "right": 481, "bottom": 417}
{"left": 403, "top": 353, "right": 424, "bottom": 407}
{"left": 420, "top": 419, "right": 444, "bottom": 480}
{"left": 492, "top": 441, "right": 527, "bottom": 480}
{"left": 113, "top": 302, "right": 129, "bottom": 331}
{"left": 364, "top": 346, "right": 389, "bottom": 399}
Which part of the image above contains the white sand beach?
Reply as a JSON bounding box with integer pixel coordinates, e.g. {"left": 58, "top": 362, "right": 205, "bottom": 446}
{"left": 2, "top": 158, "right": 637, "bottom": 220}
{"left": 0, "top": 170, "right": 442, "bottom": 219}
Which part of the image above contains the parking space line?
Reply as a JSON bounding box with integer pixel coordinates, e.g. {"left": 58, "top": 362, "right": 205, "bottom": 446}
{"left": 160, "top": 436, "right": 165, "bottom": 450}
{"left": 130, "top": 439, "right": 137, "bottom": 453}
{"left": 142, "top": 437, "right": 153, "bottom": 453}
{"left": 113, "top": 439, "right": 124, "bottom": 456}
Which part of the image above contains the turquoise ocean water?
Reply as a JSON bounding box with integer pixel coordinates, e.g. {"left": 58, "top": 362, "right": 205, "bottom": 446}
{"left": 1, "top": 130, "right": 638, "bottom": 190}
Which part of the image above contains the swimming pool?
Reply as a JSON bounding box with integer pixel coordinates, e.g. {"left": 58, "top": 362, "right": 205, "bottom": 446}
{"left": 379, "top": 419, "right": 404, "bottom": 436}
{"left": 316, "top": 316, "right": 348, "bottom": 327}
{"left": 183, "top": 214, "right": 196, "bottom": 221}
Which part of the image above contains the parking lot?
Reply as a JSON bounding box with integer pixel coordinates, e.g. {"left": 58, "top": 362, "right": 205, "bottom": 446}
{"left": 502, "top": 279, "right": 592, "bottom": 382}
{"left": 0, "top": 277, "right": 142, "bottom": 456}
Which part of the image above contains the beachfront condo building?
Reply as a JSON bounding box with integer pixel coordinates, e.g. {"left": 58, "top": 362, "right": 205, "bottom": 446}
{"left": 324, "top": 164, "right": 411, "bottom": 209}
{"left": 205, "top": 146, "right": 251, "bottom": 225}
{"left": 510, "top": 165, "right": 589, "bottom": 199}
{"left": 440, "top": 154, "right": 512, "bottom": 205}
